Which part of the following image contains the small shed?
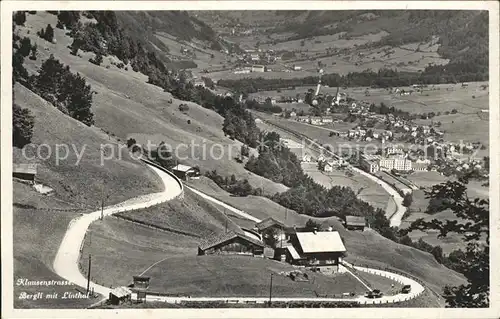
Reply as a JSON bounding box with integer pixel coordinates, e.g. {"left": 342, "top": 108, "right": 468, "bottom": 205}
{"left": 132, "top": 276, "right": 150, "bottom": 290}
{"left": 172, "top": 164, "right": 200, "bottom": 181}
{"left": 13, "top": 163, "right": 37, "bottom": 183}
{"left": 108, "top": 286, "right": 132, "bottom": 305}
{"left": 344, "top": 216, "right": 366, "bottom": 231}
{"left": 198, "top": 230, "right": 264, "bottom": 256}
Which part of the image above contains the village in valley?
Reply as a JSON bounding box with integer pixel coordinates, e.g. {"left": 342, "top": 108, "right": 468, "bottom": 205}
{"left": 8, "top": 8, "right": 491, "bottom": 312}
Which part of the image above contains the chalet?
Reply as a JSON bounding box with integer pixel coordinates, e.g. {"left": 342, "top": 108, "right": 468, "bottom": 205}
{"left": 285, "top": 231, "right": 347, "bottom": 273}
{"left": 13, "top": 163, "right": 37, "bottom": 183}
{"left": 344, "top": 216, "right": 366, "bottom": 231}
{"left": 198, "top": 231, "right": 264, "bottom": 256}
{"left": 172, "top": 164, "right": 200, "bottom": 181}
{"left": 108, "top": 287, "right": 132, "bottom": 305}
{"left": 132, "top": 276, "right": 150, "bottom": 290}
{"left": 254, "top": 217, "right": 286, "bottom": 234}
{"left": 293, "top": 65, "right": 302, "bottom": 71}
{"left": 289, "top": 111, "right": 297, "bottom": 117}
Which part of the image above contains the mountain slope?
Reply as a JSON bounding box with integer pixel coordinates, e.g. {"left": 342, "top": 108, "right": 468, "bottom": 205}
{"left": 18, "top": 11, "right": 288, "bottom": 195}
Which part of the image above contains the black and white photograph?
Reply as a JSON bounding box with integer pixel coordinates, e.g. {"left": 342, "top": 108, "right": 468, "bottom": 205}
{"left": 2, "top": 1, "right": 499, "bottom": 317}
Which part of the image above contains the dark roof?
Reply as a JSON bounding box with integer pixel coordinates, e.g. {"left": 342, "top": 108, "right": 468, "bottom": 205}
{"left": 133, "top": 276, "right": 150, "bottom": 281}
{"left": 198, "top": 230, "right": 264, "bottom": 251}
{"left": 345, "top": 216, "right": 366, "bottom": 227}
{"left": 13, "top": 163, "right": 37, "bottom": 175}
{"left": 255, "top": 217, "right": 286, "bottom": 231}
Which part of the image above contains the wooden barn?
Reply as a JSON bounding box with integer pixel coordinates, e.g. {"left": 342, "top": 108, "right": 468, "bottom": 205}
{"left": 285, "top": 231, "right": 346, "bottom": 273}
{"left": 344, "top": 216, "right": 366, "bottom": 231}
{"left": 172, "top": 164, "right": 200, "bottom": 181}
{"left": 13, "top": 163, "right": 37, "bottom": 183}
{"left": 108, "top": 287, "right": 132, "bottom": 305}
{"left": 198, "top": 231, "right": 264, "bottom": 256}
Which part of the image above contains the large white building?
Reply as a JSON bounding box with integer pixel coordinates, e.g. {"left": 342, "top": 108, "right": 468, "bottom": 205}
{"left": 361, "top": 154, "right": 412, "bottom": 173}
{"left": 251, "top": 65, "right": 265, "bottom": 72}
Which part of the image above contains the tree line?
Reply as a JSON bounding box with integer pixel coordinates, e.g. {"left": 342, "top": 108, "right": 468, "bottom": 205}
{"left": 205, "top": 170, "right": 262, "bottom": 197}
{"left": 218, "top": 66, "right": 486, "bottom": 97}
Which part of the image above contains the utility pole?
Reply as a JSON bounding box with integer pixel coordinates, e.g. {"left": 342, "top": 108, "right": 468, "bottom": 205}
{"left": 100, "top": 178, "right": 105, "bottom": 220}
{"left": 268, "top": 273, "right": 273, "bottom": 306}
{"left": 280, "top": 227, "right": 283, "bottom": 249}
{"left": 86, "top": 254, "right": 91, "bottom": 295}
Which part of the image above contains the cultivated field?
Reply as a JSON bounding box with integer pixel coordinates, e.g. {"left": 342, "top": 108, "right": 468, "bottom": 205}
{"left": 143, "top": 255, "right": 368, "bottom": 297}
{"left": 79, "top": 218, "right": 200, "bottom": 288}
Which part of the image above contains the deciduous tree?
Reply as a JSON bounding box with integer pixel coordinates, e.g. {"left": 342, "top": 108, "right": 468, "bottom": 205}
{"left": 407, "top": 180, "right": 489, "bottom": 307}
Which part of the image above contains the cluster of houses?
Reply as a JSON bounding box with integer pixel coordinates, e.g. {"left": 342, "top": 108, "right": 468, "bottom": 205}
{"left": 196, "top": 216, "right": 367, "bottom": 274}
{"left": 343, "top": 126, "right": 394, "bottom": 142}
{"left": 240, "top": 48, "right": 282, "bottom": 64}
{"left": 433, "top": 155, "right": 487, "bottom": 177}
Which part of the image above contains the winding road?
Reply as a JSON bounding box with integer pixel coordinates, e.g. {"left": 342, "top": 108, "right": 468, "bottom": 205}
{"left": 53, "top": 162, "right": 183, "bottom": 298}
{"left": 350, "top": 166, "right": 407, "bottom": 227}
{"left": 52, "top": 160, "right": 422, "bottom": 306}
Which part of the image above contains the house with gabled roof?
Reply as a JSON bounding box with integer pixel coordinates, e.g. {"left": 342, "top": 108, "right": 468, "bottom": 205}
{"left": 254, "top": 217, "right": 286, "bottom": 233}
{"left": 197, "top": 230, "right": 264, "bottom": 256}
{"left": 344, "top": 215, "right": 366, "bottom": 231}
{"left": 285, "top": 231, "right": 347, "bottom": 273}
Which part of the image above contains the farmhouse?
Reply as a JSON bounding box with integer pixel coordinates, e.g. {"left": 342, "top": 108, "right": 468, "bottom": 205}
{"left": 172, "top": 164, "right": 200, "bottom": 181}
{"left": 13, "top": 163, "right": 37, "bottom": 183}
{"left": 344, "top": 216, "right": 366, "bottom": 231}
{"left": 285, "top": 231, "right": 347, "bottom": 274}
{"left": 198, "top": 231, "right": 264, "bottom": 256}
